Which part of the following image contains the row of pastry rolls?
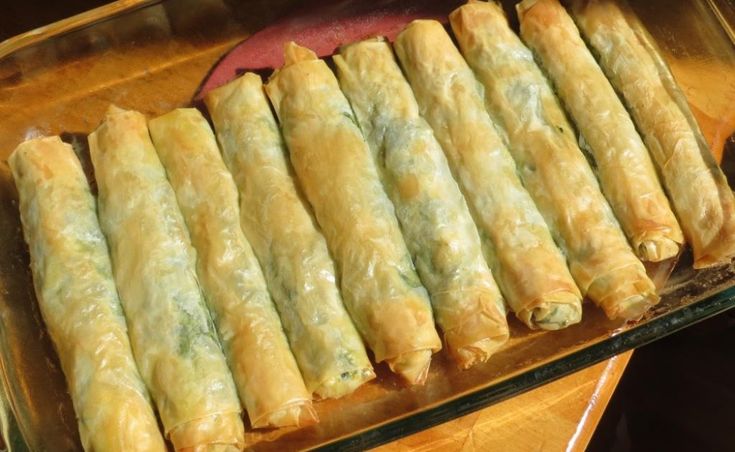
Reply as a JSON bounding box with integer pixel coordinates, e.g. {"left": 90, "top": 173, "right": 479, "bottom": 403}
{"left": 9, "top": 137, "right": 166, "bottom": 452}
{"left": 447, "top": 1, "right": 658, "bottom": 320}
{"left": 568, "top": 0, "right": 735, "bottom": 269}
{"left": 187, "top": 0, "right": 711, "bottom": 383}
{"left": 204, "top": 74, "right": 375, "bottom": 400}
{"left": 12, "top": 0, "right": 735, "bottom": 448}
{"left": 147, "top": 108, "right": 317, "bottom": 428}
{"left": 89, "top": 106, "right": 246, "bottom": 451}
{"left": 333, "top": 39, "right": 510, "bottom": 368}
{"left": 392, "top": 18, "right": 583, "bottom": 331}
{"left": 514, "top": 0, "right": 684, "bottom": 263}
{"left": 11, "top": 99, "right": 378, "bottom": 449}
{"left": 205, "top": 40, "right": 513, "bottom": 382}
{"left": 264, "top": 43, "right": 443, "bottom": 384}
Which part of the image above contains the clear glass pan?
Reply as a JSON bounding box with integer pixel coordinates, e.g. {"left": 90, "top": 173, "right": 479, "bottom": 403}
{"left": 0, "top": 0, "right": 734, "bottom": 450}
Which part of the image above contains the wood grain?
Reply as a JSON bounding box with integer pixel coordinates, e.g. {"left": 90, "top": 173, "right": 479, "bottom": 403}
{"left": 377, "top": 351, "right": 632, "bottom": 452}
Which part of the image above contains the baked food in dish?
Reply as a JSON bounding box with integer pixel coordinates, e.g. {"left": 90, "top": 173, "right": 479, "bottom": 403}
{"left": 149, "top": 108, "right": 317, "bottom": 427}
{"left": 88, "top": 105, "right": 244, "bottom": 451}
{"left": 205, "top": 73, "right": 374, "bottom": 399}
{"left": 570, "top": 0, "right": 735, "bottom": 269}
{"left": 451, "top": 2, "right": 658, "bottom": 320}
{"left": 266, "top": 42, "right": 442, "bottom": 385}
{"left": 334, "top": 38, "right": 509, "bottom": 368}
{"left": 9, "top": 136, "right": 165, "bottom": 452}
{"left": 515, "top": 0, "right": 684, "bottom": 262}
{"left": 394, "top": 19, "right": 583, "bottom": 330}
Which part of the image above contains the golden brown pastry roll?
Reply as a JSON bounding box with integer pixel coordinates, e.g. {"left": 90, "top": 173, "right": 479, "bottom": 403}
{"left": 394, "top": 20, "right": 583, "bottom": 330}
{"left": 205, "top": 74, "right": 374, "bottom": 399}
{"left": 451, "top": 1, "right": 658, "bottom": 320}
{"left": 333, "top": 38, "right": 509, "bottom": 368}
{"left": 89, "top": 106, "right": 245, "bottom": 451}
{"left": 149, "top": 108, "right": 317, "bottom": 428}
{"left": 266, "top": 42, "right": 442, "bottom": 385}
{"left": 516, "top": 0, "right": 684, "bottom": 262}
{"left": 9, "top": 136, "right": 166, "bottom": 452}
{"left": 570, "top": 0, "right": 735, "bottom": 269}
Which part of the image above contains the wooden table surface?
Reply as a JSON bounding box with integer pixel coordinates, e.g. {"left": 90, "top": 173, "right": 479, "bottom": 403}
{"left": 378, "top": 351, "right": 632, "bottom": 451}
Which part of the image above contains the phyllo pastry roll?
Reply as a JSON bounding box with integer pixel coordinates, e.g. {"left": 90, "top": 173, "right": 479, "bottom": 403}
{"left": 333, "top": 39, "right": 509, "bottom": 368}
{"left": 9, "top": 136, "right": 165, "bottom": 452}
{"left": 570, "top": 0, "right": 735, "bottom": 269}
{"left": 265, "top": 43, "right": 442, "bottom": 385}
{"left": 89, "top": 106, "right": 245, "bottom": 451}
{"left": 515, "top": 0, "right": 684, "bottom": 262}
{"left": 205, "top": 74, "right": 374, "bottom": 399}
{"left": 394, "top": 20, "right": 583, "bottom": 330}
{"left": 148, "top": 108, "right": 317, "bottom": 428}
{"left": 451, "top": 1, "right": 658, "bottom": 320}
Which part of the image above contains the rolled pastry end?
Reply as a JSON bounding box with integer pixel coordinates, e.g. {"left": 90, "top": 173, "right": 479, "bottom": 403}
{"left": 692, "top": 228, "right": 735, "bottom": 269}
{"left": 250, "top": 400, "right": 318, "bottom": 429}
{"left": 314, "top": 367, "right": 376, "bottom": 400}
{"left": 637, "top": 237, "right": 681, "bottom": 263}
{"left": 612, "top": 294, "right": 658, "bottom": 321}
{"left": 592, "top": 277, "right": 659, "bottom": 321}
{"left": 386, "top": 349, "right": 434, "bottom": 385}
{"left": 533, "top": 303, "right": 583, "bottom": 331}
{"left": 518, "top": 292, "right": 583, "bottom": 331}
{"left": 168, "top": 412, "right": 245, "bottom": 452}
{"left": 449, "top": 333, "right": 509, "bottom": 370}
{"left": 444, "top": 308, "right": 510, "bottom": 369}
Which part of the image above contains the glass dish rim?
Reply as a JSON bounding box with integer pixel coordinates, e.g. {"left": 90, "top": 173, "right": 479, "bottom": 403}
{"left": 321, "top": 285, "right": 735, "bottom": 450}
{"left": 0, "top": 0, "right": 161, "bottom": 60}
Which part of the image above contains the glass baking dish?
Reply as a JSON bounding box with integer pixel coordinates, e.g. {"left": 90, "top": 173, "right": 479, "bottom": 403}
{"left": 1, "top": 0, "right": 734, "bottom": 450}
